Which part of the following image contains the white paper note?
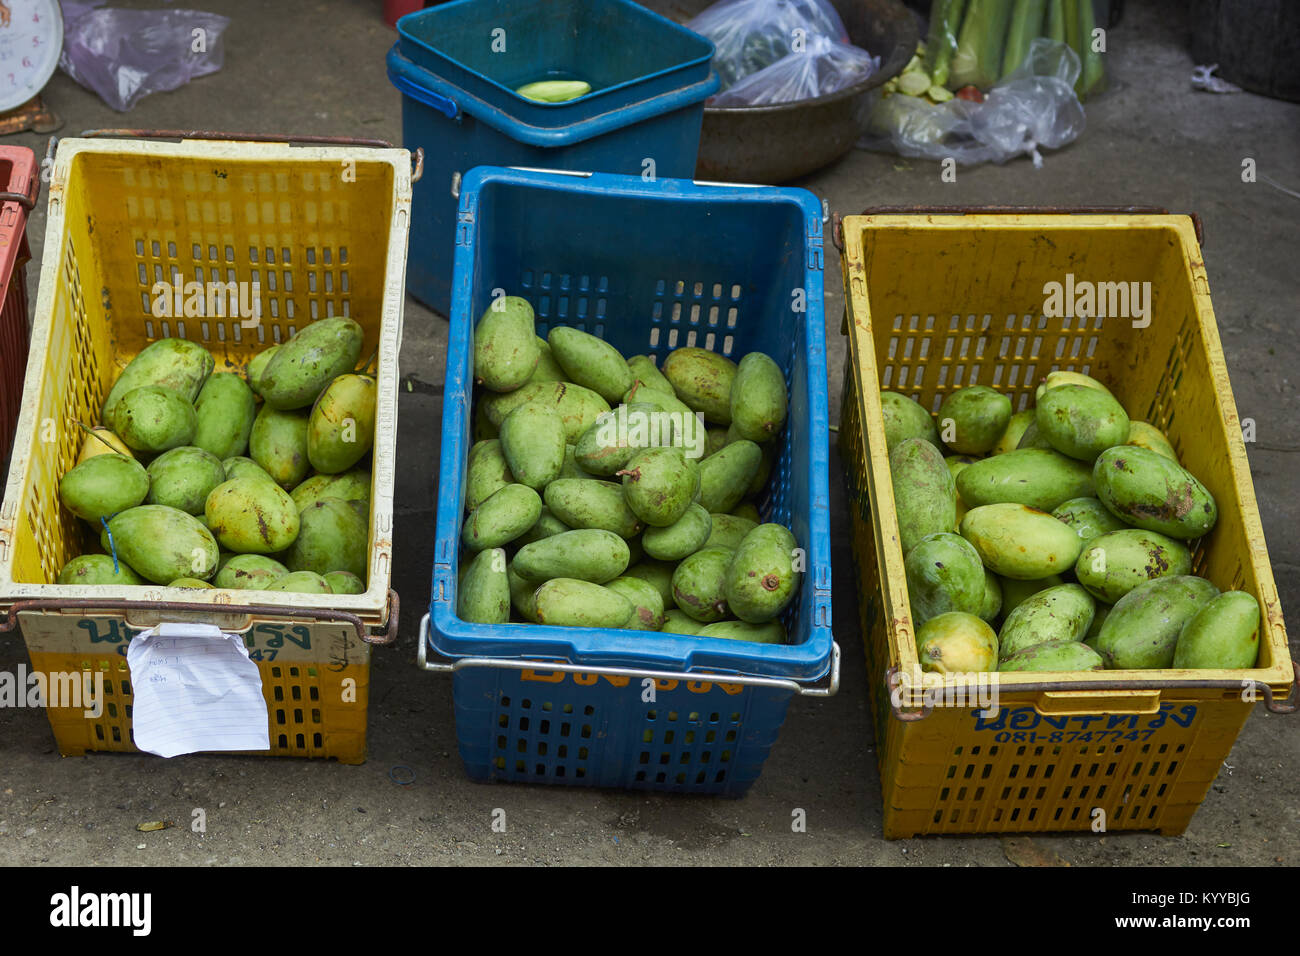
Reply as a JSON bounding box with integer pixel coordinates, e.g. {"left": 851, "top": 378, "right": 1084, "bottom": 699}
{"left": 126, "top": 623, "right": 271, "bottom": 758}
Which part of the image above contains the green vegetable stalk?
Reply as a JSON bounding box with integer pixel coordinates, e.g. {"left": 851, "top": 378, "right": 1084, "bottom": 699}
{"left": 951, "top": 0, "right": 1014, "bottom": 91}
{"left": 1076, "top": 0, "right": 1106, "bottom": 99}
{"left": 1045, "top": 0, "right": 1066, "bottom": 43}
{"left": 1001, "top": 0, "right": 1047, "bottom": 79}
{"left": 924, "top": 0, "right": 968, "bottom": 88}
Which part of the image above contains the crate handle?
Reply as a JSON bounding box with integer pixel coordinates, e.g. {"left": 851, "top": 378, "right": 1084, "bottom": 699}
{"left": 417, "top": 613, "right": 840, "bottom": 697}
{"left": 0, "top": 591, "right": 400, "bottom": 647}
{"left": 886, "top": 665, "right": 932, "bottom": 722}
{"left": 1261, "top": 661, "right": 1300, "bottom": 714}
{"left": 70, "top": 129, "right": 425, "bottom": 182}
{"left": 1033, "top": 689, "right": 1161, "bottom": 716}
{"left": 837, "top": 205, "right": 1205, "bottom": 248}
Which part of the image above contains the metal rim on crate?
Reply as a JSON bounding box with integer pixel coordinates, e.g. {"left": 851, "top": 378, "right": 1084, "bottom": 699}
{"left": 0, "top": 590, "right": 401, "bottom": 646}
{"left": 416, "top": 613, "right": 840, "bottom": 698}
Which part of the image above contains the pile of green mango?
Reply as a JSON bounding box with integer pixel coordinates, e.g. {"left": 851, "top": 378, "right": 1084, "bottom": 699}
{"left": 887, "top": 371, "right": 1260, "bottom": 673}
{"left": 459, "top": 296, "right": 800, "bottom": 643}
{"left": 54, "top": 318, "right": 377, "bottom": 596}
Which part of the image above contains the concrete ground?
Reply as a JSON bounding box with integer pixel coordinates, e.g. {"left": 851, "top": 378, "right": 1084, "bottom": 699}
{"left": 0, "top": 0, "right": 1297, "bottom": 866}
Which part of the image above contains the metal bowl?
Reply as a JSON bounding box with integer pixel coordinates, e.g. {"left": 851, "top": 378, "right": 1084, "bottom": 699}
{"left": 649, "top": 0, "right": 918, "bottom": 183}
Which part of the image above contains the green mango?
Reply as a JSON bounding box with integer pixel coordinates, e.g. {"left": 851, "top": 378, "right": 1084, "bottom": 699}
{"left": 955, "top": 448, "right": 1094, "bottom": 511}
{"left": 662, "top": 347, "right": 738, "bottom": 425}
{"left": 904, "top": 532, "right": 984, "bottom": 627}
{"left": 916, "top": 612, "right": 998, "bottom": 673}
{"left": 205, "top": 477, "right": 301, "bottom": 554}
{"left": 168, "top": 578, "right": 213, "bottom": 589}
{"left": 725, "top": 523, "right": 799, "bottom": 624}
{"left": 146, "top": 446, "right": 226, "bottom": 516}
{"left": 642, "top": 503, "right": 712, "bottom": 561}
{"left": 705, "top": 427, "right": 729, "bottom": 457}
{"left": 745, "top": 442, "right": 775, "bottom": 499}
{"left": 513, "top": 507, "right": 572, "bottom": 547}
{"left": 513, "top": 529, "right": 630, "bottom": 584}
{"left": 223, "top": 456, "right": 276, "bottom": 484}
{"left": 1075, "top": 528, "right": 1192, "bottom": 604}
{"left": 559, "top": 444, "right": 596, "bottom": 480}
{"left": 618, "top": 447, "right": 698, "bottom": 527}
{"left": 259, "top": 317, "right": 365, "bottom": 410}
{"left": 458, "top": 548, "right": 510, "bottom": 624}
{"left": 937, "top": 386, "right": 1012, "bottom": 455}
{"left": 1036, "top": 384, "right": 1131, "bottom": 461}
{"left": 528, "top": 337, "right": 567, "bottom": 384}
{"left": 960, "top": 504, "right": 1082, "bottom": 580}
{"left": 626, "top": 355, "right": 675, "bottom": 396}
{"left": 285, "top": 498, "right": 368, "bottom": 578}
{"left": 102, "top": 338, "right": 214, "bottom": 423}
{"left": 548, "top": 326, "right": 632, "bottom": 403}
{"left": 622, "top": 559, "right": 678, "bottom": 610}
{"left": 307, "top": 373, "right": 376, "bottom": 474}
{"left": 697, "top": 440, "right": 762, "bottom": 514}
{"left": 1172, "top": 591, "right": 1261, "bottom": 669}
{"left": 704, "top": 513, "right": 757, "bottom": 552}
{"left": 499, "top": 402, "right": 566, "bottom": 490}
{"left": 1000, "top": 639, "right": 1105, "bottom": 672}
{"left": 462, "top": 484, "right": 543, "bottom": 552}
{"left": 574, "top": 403, "right": 663, "bottom": 476}
{"left": 59, "top": 454, "right": 149, "bottom": 522}
{"left": 266, "top": 571, "right": 332, "bottom": 593}
{"left": 606, "top": 576, "right": 665, "bottom": 631}
{"left": 697, "top": 620, "right": 785, "bottom": 644}
{"left": 732, "top": 502, "right": 762, "bottom": 524}
{"left": 533, "top": 578, "right": 633, "bottom": 628}
{"left": 992, "top": 409, "right": 1036, "bottom": 456}
{"left": 113, "top": 386, "right": 198, "bottom": 453}
{"left": 979, "top": 569, "right": 1002, "bottom": 623}
{"left": 671, "top": 547, "right": 734, "bottom": 623}
{"left": 661, "top": 609, "right": 704, "bottom": 635}
{"left": 1125, "top": 421, "right": 1177, "bottom": 462}
{"left": 101, "top": 505, "right": 219, "bottom": 584}
{"left": 1051, "top": 496, "right": 1128, "bottom": 545}
{"left": 325, "top": 570, "right": 366, "bottom": 595}
{"left": 891, "top": 437, "right": 957, "bottom": 555}
{"left": 246, "top": 345, "right": 279, "bottom": 397}
{"left": 214, "top": 555, "right": 289, "bottom": 590}
{"left": 1015, "top": 419, "right": 1054, "bottom": 450}
{"left": 999, "top": 574, "right": 1065, "bottom": 618}
{"left": 481, "top": 380, "right": 610, "bottom": 444}
{"left": 250, "top": 404, "right": 311, "bottom": 490}
{"left": 1093, "top": 575, "right": 1220, "bottom": 669}
{"left": 192, "top": 372, "right": 256, "bottom": 460}
{"left": 507, "top": 562, "right": 541, "bottom": 623}
{"left": 474, "top": 400, "right": 499, "bottom": 441}
{"left": 881, "top": 391, "right": 940, "bottom": 451}
{"left": 1093, "top": 446, "right": 1217, "bottom": 540}
{"left": 1035, "top": 370, "right": 1112, "bottom": 401}
{"left": 729, "top": 352, "right": 788, "bottom": 443}
{"left": 57, "top": 554, "right": 145, "bottom": 586}
{"left": 997, "top": 584, "right": 1095, "bottom": 661}
{"left": 543, "top": 478, "right": 642, "bottom": 539}
{"left": 292, "top": 468, "right": 370, "bottom": 513}
{"left": 474, "top": 296, "right": 539, "bottom": 392}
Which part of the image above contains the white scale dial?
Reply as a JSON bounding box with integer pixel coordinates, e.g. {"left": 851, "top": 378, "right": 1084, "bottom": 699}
{"left": 0, "top": 0, "right": 62, "bottom": 113}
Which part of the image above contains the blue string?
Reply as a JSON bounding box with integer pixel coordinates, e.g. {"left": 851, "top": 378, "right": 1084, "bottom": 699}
{"left": 100, "top": 514, "right": 119, "bottom": 574}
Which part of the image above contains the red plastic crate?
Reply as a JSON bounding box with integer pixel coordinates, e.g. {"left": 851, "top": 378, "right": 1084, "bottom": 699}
{"left": 0, "top": 145, "right": 38, "bottom": 468}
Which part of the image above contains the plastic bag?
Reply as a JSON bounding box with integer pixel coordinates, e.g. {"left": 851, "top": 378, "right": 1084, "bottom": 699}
{"left": 710, "top": 34, "right": 879, "bottom": 107}
{"left": 860, "top": 39, "right": 1086, "bottom": 168}
{"left": 687, "top": 0, "right": 849, "bottom": 91}
{"left": 59, "top": 1, "right": 231, "bottom": 112}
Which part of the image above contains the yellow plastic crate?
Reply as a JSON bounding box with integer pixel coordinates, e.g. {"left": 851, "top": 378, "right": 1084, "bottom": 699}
{"left": 0, "top": 135, "right": 414, "bottom": 761}
{"left": 838, "top": 211, "right": 1295, "bottom": 837}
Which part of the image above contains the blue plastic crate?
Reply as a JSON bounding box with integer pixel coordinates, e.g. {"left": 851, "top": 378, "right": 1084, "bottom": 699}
{"left": 387, "top": 0, "right": 719, "bottom": 316}
{"left": 424, "top": 167, "right": 834, "bottom": 794}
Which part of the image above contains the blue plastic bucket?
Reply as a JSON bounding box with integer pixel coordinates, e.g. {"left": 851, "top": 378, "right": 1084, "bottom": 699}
{"left": 387, "top": 0, "right": 719, "bottom": 315}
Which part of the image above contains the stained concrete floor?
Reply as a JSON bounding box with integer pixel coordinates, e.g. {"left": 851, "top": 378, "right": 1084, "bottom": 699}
{"left": 0, "top": 0, "right": 1297, "bottom": 866}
